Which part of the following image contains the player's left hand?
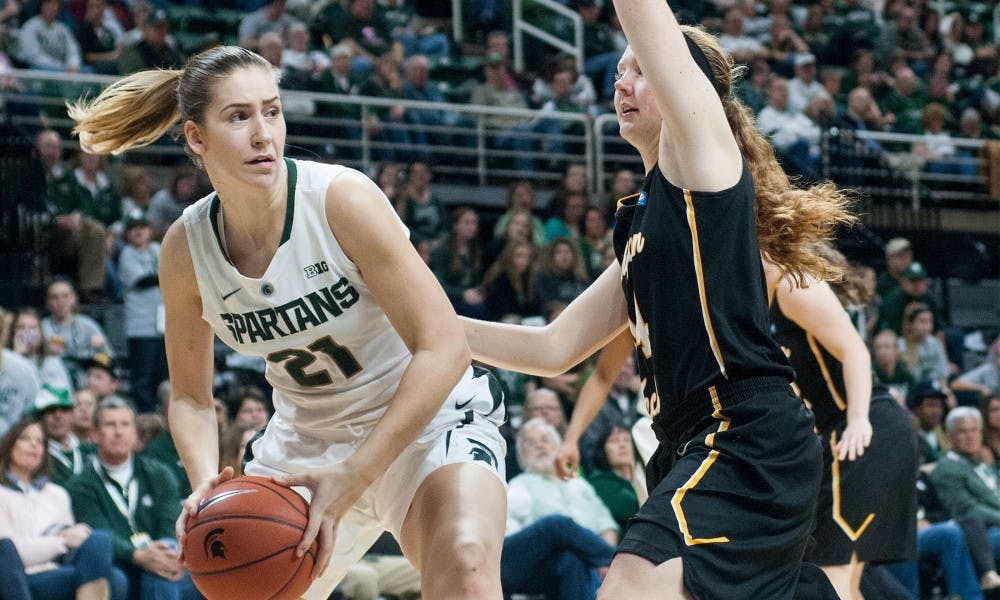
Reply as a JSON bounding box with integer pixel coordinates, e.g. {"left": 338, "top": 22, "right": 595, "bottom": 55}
{"left": 836, "top": 419, "right": 872, "bottom": 462}
{"left": 275, "top": 464, "right": 370, "bottom": 580}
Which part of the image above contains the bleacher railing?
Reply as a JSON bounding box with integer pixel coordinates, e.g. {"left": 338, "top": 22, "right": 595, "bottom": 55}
{"left": 594, "top": 113, "right": 997, "bottom": 223}
{"left": 1, "top": 68, "right": 593, "bottom": 191}
{"left": 512, "top": 0, "right": 585, "bottom": 75}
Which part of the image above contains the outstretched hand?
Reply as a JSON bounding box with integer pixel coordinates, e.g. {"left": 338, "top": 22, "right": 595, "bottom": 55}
{"left": 175, "top": 466, "right": 235, "bottom": 563}
{"left": 554, "top": 440, "right": 581, "bottom": 480}
{"left": 836, "top": 420, "right": 873, "bottom": 461}
{"left": 274, "top": 463, "right": 370, "bottom": 580}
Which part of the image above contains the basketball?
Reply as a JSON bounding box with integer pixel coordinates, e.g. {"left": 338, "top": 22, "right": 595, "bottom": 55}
{"left": 183, "top": 476, "right": 318, "bottom": 600}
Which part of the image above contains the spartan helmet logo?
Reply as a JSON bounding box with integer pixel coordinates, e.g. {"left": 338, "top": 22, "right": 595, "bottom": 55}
{"left": 467, "top": 439, "right": 498, "bottom": 470}
{"left": 204, "top": 529, "right": 227, "bottom": 560}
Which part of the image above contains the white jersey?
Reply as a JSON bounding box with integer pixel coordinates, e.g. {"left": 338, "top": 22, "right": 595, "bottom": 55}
{"left": 183, "top": 159, "right": 413, "bottom": 440}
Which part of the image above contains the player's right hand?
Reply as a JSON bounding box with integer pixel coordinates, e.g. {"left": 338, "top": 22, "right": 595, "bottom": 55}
{"left": 275, "top": 463, "right": 370, "bottom": 580}
{"left": 175, "top": 466, "right": 235, "bottom": 563}
{"left": 554, "top": 439, "right": 580, "bottom": 480}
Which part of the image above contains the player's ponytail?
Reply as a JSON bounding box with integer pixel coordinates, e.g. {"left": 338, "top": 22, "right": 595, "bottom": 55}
{"left": 69, "top": 69, "right": 182, "bottom": 155}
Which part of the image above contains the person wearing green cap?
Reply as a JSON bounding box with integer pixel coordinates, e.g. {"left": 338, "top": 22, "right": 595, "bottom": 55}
{"left": 32, "top": 384, "right": 95, "bottom": 485}
{"left": 879, "top": 261, "right": 947, "bottom": 339}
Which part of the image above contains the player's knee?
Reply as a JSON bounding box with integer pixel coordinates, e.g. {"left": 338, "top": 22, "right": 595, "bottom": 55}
{"left": 425, "top": 534, "right": 496, "bottom": 597}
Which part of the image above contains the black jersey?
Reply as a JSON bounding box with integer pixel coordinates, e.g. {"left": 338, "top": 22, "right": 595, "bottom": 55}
{"left": 613, "top": 162, "right": 793, "bottom": 441}
{"left": 770, "top": 296, "right": 848, "bottom": 434}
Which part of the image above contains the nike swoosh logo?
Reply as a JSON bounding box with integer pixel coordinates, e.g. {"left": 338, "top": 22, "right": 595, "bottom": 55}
{"left": 455, "top": 396, "right": 476, "bottom": 409}
{"left": 222, "top": 288, "right": 242, "bottom": 300}
{"left": 197, "top": 489, "right": 256, "bottom": 514}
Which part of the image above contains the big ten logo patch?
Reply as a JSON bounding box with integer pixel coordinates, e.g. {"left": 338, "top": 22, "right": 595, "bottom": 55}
{"left": 304, "top": 261, "right": 329, "bottom": 279}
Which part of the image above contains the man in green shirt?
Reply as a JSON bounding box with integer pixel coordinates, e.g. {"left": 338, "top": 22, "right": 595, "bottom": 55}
{"left": 66, "top": 397, "right": 201, "bottom": 599}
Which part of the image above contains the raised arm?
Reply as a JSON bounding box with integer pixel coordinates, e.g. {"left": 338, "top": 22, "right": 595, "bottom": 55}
{"left": 461, "top": 262, "right": 628, "bottom": 378}
{"left": 555, "top": 330, "right": 635, "bottom": 479}
{"left": 613, "top": 0, "right": 741, "bottom": 189}
{"left": 775, "top": 278, "right": 873, "bottom": 460}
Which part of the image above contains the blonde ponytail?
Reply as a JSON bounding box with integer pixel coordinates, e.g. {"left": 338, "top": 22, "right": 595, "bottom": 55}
{"left": 69, "top": 69, "right": 182, "bottom": 155}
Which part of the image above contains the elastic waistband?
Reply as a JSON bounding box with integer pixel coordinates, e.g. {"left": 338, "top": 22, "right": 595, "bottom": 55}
{"left": 652, "top": 376, "right": 793, "bottom": 444}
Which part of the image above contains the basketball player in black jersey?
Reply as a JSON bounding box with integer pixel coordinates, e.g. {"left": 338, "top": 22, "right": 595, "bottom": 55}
{"left": 462, "top": 1, "right": 854, "bottom": 597}
{"left": 766, "top": 245, "right": 917, "bottom": 599}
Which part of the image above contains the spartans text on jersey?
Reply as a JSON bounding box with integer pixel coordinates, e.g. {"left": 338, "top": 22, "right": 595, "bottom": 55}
{"left": 220, "top": 277, "right": 360, "bottom": 344}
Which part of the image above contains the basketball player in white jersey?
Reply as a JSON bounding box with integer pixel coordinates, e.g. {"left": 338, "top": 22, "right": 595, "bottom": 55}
{"left": 68, "top": 46, "right": 508, "bottom": 599}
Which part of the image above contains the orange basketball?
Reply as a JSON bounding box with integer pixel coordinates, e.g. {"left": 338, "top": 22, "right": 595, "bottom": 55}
{"left": 183, "top": 476, "right": 318, "bottom": 600}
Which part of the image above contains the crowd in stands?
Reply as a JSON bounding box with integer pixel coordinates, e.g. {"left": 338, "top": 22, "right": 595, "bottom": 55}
{"left": 0, "top": 0, "right": 998, "bottom": 599}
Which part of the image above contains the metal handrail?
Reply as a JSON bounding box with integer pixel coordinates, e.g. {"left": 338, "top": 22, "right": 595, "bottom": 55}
{"left": 512, "top": 0, "right": 584, "bottom": 74}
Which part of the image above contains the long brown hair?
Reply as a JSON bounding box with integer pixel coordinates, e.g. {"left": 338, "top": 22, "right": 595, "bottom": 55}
{"left": 682, "top": 26, "right": 857, "bottom": 287}
{"left": 482, "top": 240, "right": 537, "bottom": 300}
{"left": 814, "top": 243, "right": 872, "bottom": 308}
{"left": 68, "top": 46, "right": 277, "bottom": 165}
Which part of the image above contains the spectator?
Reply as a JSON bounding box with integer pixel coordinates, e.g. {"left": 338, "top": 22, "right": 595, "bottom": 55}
{"left": 116, "top": 9, "right": 182, "bottom": 74}
{"left": 764, "top": 13, "right": 809, "bottom": 72}
{"left": 281, "top": 21, "right": 327, "bottom": 89}
{"left": 469, "top": 53, "right": 534, "bottom": 173}
{"left": 36, "top": 128, "right": 66, "bottom": 183}
{"left": 900, "top": 302, "right": 952, "bottom": 390}
{"left": 531, "top": 53, "right": 598, "bottom": 113}
{"left": 0, "top": 332, "right": 40, "bottom": 438}
{"left": 32, "top": 385, "right": 92, "bottom": 485}
{"left": 378, "top": 0, "right": 449, "bottom": 58}
{"left": 44, "top": 146, "right": 113, "bottom": 301}
{"left": 876, "top": 237, "right": 913, "bottom": 298}
{"left": 217, "top": 423, "right": 256, "bottom": 475}
{"left": 536, "top": 238, "right": 590, "bottom": 309}
{"left": 119, "top": 166, "right": 153, "bottom": 220}
{"left": 72, "top": 388, "right": 96, "bottom": 442}
{"left": 755, "top": 76, "right": 821, "bottom": 179}
{"left": 736, "top": 56, "right": 771, "bottom": 114}
{"left": 953, "top": 341, "right": 1000, "bottom": 401}
{"left": 358, "top": 53, "right": 428, "bottom": 164}
{"left": 312, "top": 43, "right": 365, "bottom": 158}
{"left": 402, "top": 54, "right": 471, "bottom": 152}
{"left": 118, "top": 0, "right": 157, "bottom": 49}
{"left": 917, "top": 102, "right": 979, "bottom": 178}
{"left": 430, "top": 207, "right": 485, "bottom": 319}
{"left": 579, "top": 206, "right": 610, "bottom": 280}
{"left": 0, "top": 418, "right": 128, "bottom": 600}
{"left": 876, "top": 5, "right": 933, "bottom": 73}
{"left": 910, "top": 380, "right": 951, "bottom": 465}
{"left": 543, "top": 189, "right": 587, "bottom": 242}
{"left": 879, "top": 261, "right": 946, "bottom": 337}
{"left": 787, "top": 53, "right": 827, "bottom": 114}
{"left": 374, "top": 161, "right": 405, "bottom": 214}
{"left": 606, "top": 168, "right": 639, "bottom": 213}
{"left": 76, "top": 0, "right": 120, "bottom": 75}
{"left": 40, "top": 278, "right": 112, "bottom": 383}
{"left": 527, "top": 66, "right": 590, "bottom": 170}
{"left": 523, "top": 388, "right": 567, "bottom": 433}
{"left": 117, "top": 211, "right": 165, "bottom": 415}
{"left": 872, "top": 328, "right": 916, "bottom": 404}
{"left": 491, "top": 180, "right": 545, "bottom": 248}
{"left": 237, "top": 0, "right": 299, "bottom": 50}
{"left": 838, "top": 86, "right": 895, "bottom": 137}
{"left": 18, "top": 0, "right": 81, "bottom": 72}
{"left": 7, "top": 307, "right": 73, "bottom": 391}
{"left": 500, "top": 513, "right": 615, "bottom": 600}
{"left": 482, "top": 239, "right": 540, "bottom": 323}
{"left": 719, "top": 6, "right": 766, "bottom": 66}
{"left": 398, "top": 160, "right": 447, "bottom": 246}
{"left": 228, "top": 385, "right": 271, "bottom": 430}
{"left": 66, "top": 398, "right": 200, "bottom": 600}
{"left": 147, "top": 165, "right": 199, "bottom": 241}
{"left": 483, "top": 30, "right": 532, "bottom": 91}
{"left": 81, "top": 353, "right": 120, "bottom": 402}
{"left": 320, "top": 0, "right": 395, "bottom": 78}
{"left": 931, "top": 407, "right": 1000, "bottom": 539}
{"left": 48, "top": 149, "right": 121, "bottom": 231}
{"left": 881, "top": 67, "right": 927, "bottom": 134}
{"left": 507, "top": 418, "right": 619, "bottom": 550}
{"left": 576, "top": 354, "right": 642, "bottom": 474}
{"left": 574, "top": 0, "right": 619, "bottom": 101}
{"left": 586, "top": 423, "right": 647, "bottom": 532}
